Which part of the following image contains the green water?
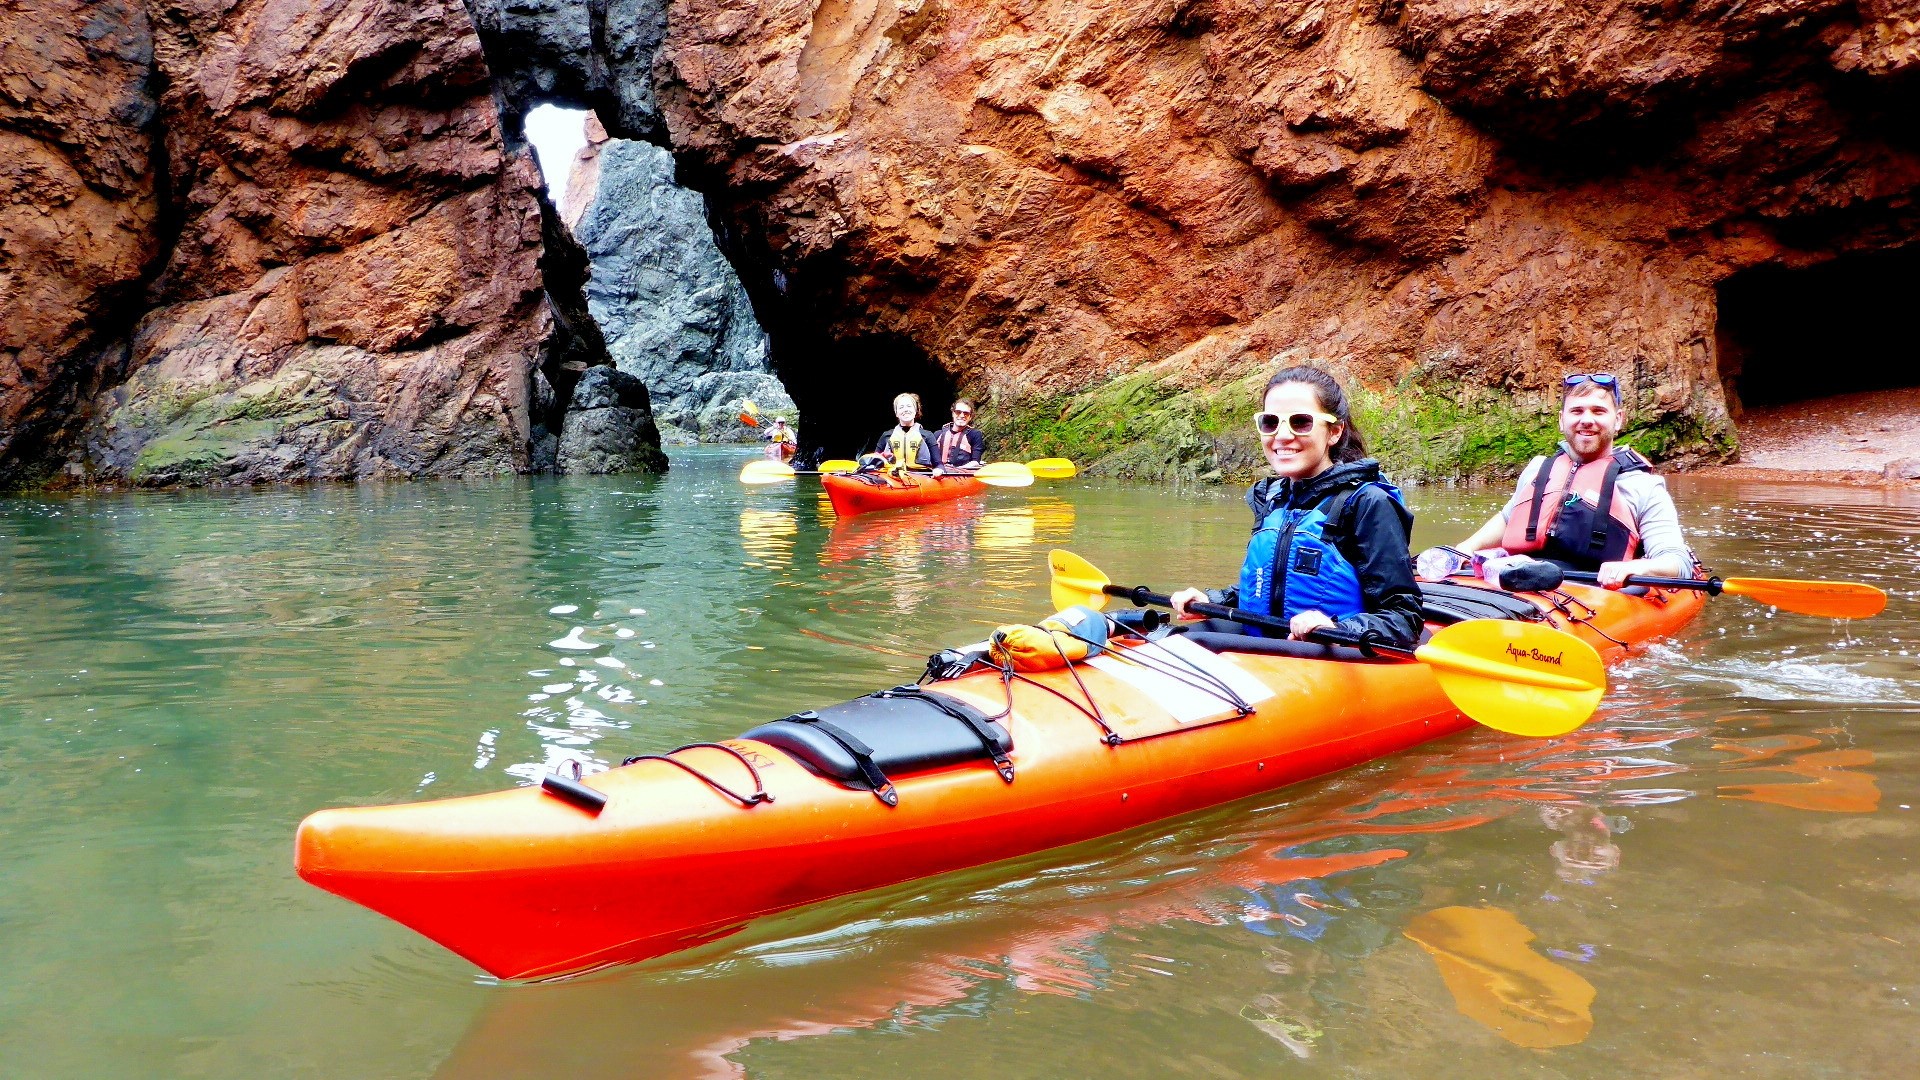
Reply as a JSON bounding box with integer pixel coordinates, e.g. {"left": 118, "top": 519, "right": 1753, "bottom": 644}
{"left": 3, "top": 447, "right": 1917, "bottom": 1077}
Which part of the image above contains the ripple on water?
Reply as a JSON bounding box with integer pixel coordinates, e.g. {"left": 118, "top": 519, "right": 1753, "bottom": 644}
{"left": 1673, "top": 656, "right": 1918, "bottom": 706}
{"left": 547, "top": 627, "right": 597, "bottom": 651}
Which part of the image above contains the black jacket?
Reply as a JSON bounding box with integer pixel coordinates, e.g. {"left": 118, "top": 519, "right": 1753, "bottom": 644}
{"left": 1211, "top": 459, "right": 1423, "bottom": 648}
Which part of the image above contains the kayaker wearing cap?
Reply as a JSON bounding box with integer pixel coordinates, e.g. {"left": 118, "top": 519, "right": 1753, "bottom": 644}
{"left": 1451, "top": 373, "right": 1692, "bottom": 587}
{"left": 762, "top": 417, "right": 797, "bottom": 461}
{"left": 860, "top": 393, "right": 934, "bottom": 472}
{"left": 1167, "top": 366, "right": 1423, "bottom": 648}
{"left": 928, "top": 399, "right": 985, "bottom": 475}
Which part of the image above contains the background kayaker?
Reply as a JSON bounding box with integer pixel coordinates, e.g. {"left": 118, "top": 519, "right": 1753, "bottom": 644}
{"left": 762, "top": 417, "right": 797, "bottom": 460}
{"left": 1450, "top": 373, "right": 1693, "bottom": 588}
{"left": 1168, "top": 366, "right": 1423, "bottom": 648}
{"left": 859, "top": 393, "right": 935, "bottom": 472}
{"left": 928, "top": 399, "right": 985, "bottom": 475}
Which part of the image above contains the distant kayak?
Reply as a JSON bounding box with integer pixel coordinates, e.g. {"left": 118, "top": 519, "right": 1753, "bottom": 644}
{"left": 293, "top": 578, "right": 1704, "bottom": 980}
{"left": 822, "top": 470, "right": 988, "bottom": 516}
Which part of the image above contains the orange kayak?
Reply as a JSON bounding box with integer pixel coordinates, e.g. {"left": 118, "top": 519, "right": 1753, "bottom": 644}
{"left": 822, "top": 470, "right": 987, "bottom": 516}
{"left": 294, "top": 580, "right": 1703, "bottom": 980}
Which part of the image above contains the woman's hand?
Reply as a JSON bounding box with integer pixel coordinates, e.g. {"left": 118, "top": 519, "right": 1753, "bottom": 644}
{"left": 1168, "top": 588, "right": 1208, "bottom": 620}
{"left": 1288, "top": 610, "right": 1335, "bottom": 640}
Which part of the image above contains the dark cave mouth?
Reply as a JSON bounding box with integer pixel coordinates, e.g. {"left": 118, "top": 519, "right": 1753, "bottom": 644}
{"left": 770, "top": 333, "right": 964, "bottom": 461}
{"left": 1716, "top": 245, "right": 1920, "bottom": 412}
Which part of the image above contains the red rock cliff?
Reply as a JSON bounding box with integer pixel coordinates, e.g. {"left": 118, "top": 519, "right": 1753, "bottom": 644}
{"left": 1, "top": 0, "right": 612, "bottom": 487}
{"left": 651, "top": 0, "right": 1920, "bottom": 477}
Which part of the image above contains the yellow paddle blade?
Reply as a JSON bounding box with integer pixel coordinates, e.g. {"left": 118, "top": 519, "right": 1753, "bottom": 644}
{"left": 1721, "top": 577, "right": 1887, "bottom": 619}
{"left": 741, "top": 398, "right": 759, "bottom": 414}
{"left": 975, "top": 461, "right": 1036, "bottom": 488}
{"left": 1416, "top": 621, "right": 1605, "bottom": 737}
{"left": 1026, "top": 457, "right": 1078, "bottom": 479}
{"left": 816, "top": 458, "right": 859, "bottom": 473}
{"left": 738, "top": 459, "right": 798, "bottom": 485}
{"left": 1048, "top": 549, "right": 1112, "bottom": 612}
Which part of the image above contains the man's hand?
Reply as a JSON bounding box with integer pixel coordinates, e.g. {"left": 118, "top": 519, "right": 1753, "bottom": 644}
{"left": 1595, "top": 560, "right": 1640, "bottom": 588}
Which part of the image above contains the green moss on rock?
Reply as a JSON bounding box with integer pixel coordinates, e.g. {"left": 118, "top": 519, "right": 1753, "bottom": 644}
{"left": 982, "top": 368, "right": 1735, "bottom": 485}
{"left": 96, "top": 368, "right": 341, "bottom": 486}
{"left": 980, "top": 371, "right": 1270, "bottom": 484}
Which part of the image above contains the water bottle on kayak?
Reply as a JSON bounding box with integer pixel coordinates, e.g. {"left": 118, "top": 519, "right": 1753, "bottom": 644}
{"left": 1414, "top": 546, "right": 1469, "bottom": 580}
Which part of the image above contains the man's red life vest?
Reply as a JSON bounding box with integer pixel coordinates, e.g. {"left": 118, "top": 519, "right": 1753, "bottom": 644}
{"left": 1501, "top": 447, "right": 1652, "bottom": 568}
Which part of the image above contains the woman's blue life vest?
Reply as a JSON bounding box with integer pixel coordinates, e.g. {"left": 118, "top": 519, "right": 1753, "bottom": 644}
{"left": 1233, "top": 481, "right": 1406, "bottom": 637}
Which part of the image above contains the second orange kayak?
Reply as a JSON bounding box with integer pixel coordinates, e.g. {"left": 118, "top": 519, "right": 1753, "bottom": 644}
{"left": 823, "top": 470, "right": 987, "bottom": 516}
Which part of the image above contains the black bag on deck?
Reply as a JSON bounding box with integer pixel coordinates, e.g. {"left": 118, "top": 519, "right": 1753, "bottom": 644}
{"left": 739, "top": 686, "right": 1013, "bottom": 805}
{"left": 1416, "top": 581, "right": 1547, "bottom": 624}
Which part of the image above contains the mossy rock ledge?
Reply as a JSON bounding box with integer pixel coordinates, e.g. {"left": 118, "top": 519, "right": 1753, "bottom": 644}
{"left": 979, "top": 365, "right": 1737, "bottom": 487}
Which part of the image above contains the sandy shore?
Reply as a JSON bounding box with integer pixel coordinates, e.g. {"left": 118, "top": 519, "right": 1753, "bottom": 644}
{"left": 1685, "top": 386, "right": 1920, "bottom": 486}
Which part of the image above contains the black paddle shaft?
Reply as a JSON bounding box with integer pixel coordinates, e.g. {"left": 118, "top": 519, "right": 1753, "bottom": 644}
{"left": 1100, "top": 584, "right": 1415, "bottom": 660}
{"left": 1555, "top": 570, "right": 1723, "bottom": 595}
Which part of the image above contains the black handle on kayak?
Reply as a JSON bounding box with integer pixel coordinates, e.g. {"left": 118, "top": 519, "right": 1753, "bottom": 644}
{"left": 1557, "top": 570, "right": 1723, "bottom": 595}
{"left": 541, "top": 771, "right": 608, "bottom": 815}
{"left": 1100, "top": 584, "right": 1415, "bottom": 660}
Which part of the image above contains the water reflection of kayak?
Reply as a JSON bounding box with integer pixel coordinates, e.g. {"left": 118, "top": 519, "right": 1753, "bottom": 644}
{"left": 817, "top": 498, "right": 986, "bottom": 565}
{"left": 823, "top": 470, "right": 988, "bottom": 516}
{"left": 294, "top": 581, "right": 1703, "bottom": 981}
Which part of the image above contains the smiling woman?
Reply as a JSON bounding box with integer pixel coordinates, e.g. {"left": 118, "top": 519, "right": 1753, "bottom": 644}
{"left": 1167, "top": 365, "right": 1423, "bottom": 650}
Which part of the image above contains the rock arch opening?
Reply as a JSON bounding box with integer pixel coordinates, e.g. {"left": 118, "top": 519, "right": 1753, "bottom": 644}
{"left": 1716, "top": 245, "right": 1920, "bottom": 412}
{"left": 516, "top": 101, "right": 793, "bottom": 455}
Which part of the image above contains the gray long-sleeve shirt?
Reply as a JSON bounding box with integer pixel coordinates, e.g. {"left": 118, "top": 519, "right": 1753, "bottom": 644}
{"left": 1496, "top": 444, "right": 1689, "bottom": 564}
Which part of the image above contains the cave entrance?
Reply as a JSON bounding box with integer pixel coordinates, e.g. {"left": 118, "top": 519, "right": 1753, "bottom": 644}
{"left": 770, "top": 332, "right": 962, "bottom": 461}
{"left": 1716, "top": 245, "right": 1920, "bottom": 413}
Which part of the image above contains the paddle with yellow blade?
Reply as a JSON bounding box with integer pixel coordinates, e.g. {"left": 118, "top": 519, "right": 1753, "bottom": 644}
{"left": 1048, "top": 550, "right": 1605, "bottom": 737}
{"left": 739, "top": 459, "right": 852, "bottom": 484}
{"left": 740, "top": 459, "right": 1037, "bottom": 486}
{"left": 736, "top": 398, "right": 760, "bottom": 428}
{"left": 1553, "top": 569, "right": 1885, "bottom": 619}
{"left": 1026, "top": 458, "right": 1078, "bottom": 479}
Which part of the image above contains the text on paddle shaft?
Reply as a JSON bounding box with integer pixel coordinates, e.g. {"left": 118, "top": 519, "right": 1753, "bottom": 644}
{"left": 1506, "top": 644, "right": 1565, "bottom": 666}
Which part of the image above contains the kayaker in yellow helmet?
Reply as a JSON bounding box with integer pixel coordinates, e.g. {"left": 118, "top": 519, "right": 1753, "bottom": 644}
{"left": 1167, "top": 366, "right": 1422, "bottom": 648}
{"left": 1448, "top": 373, "right": 1693, "bottom": 588}
{"left": 927, "top": 398, "right": 985, "bottom": 475}
{"left": 860, "top": 393, "right": 934, "bottom": 472}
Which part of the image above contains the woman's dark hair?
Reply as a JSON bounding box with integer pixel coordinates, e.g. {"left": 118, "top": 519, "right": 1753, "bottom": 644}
{"left": 1265, "top": 365, "right": 1368, "bottom": 463}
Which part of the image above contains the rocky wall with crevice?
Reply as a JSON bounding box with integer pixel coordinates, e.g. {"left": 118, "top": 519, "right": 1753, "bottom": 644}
{"left": 564, "top": 116, "right": 790, "bottom": 444}
{"left": 1, "top": 0, "right": 664, "bottom": 489}
{"left": 11, "top": 0, "right": 1918, "bottom": 488}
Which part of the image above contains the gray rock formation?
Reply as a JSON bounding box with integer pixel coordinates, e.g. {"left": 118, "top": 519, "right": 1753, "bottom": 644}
{"left": 569, "top": 133, "right": 786, "bottom": 441}
{"left": 557, "top": 366, "right": 668, "bottom": 474}
{"left": 462, "top": 0, "right": 668, "bottom": 140}
{"left": 689, "top": 371, "right": 796, "bottom": 443}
